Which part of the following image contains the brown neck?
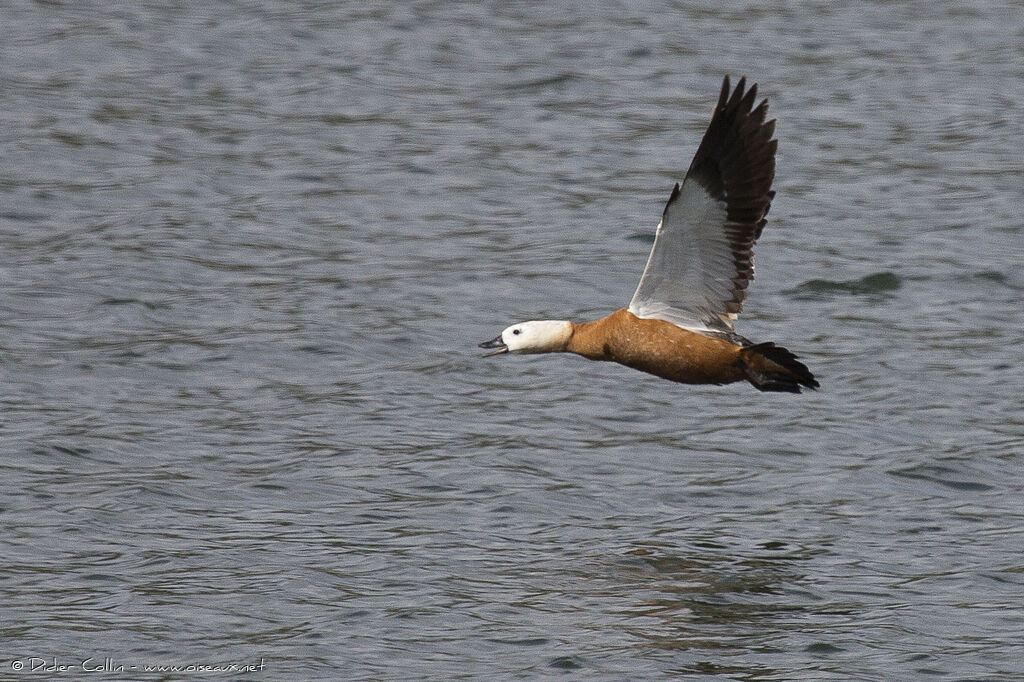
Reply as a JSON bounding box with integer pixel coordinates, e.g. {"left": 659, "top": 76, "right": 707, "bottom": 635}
{"left": 566, "top": 311, "right": 627, "bottom": 360}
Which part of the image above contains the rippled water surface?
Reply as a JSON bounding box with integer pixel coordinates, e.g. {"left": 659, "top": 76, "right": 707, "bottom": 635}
{"left": 2, "top": 2, "right": 1023, "bottom": 679}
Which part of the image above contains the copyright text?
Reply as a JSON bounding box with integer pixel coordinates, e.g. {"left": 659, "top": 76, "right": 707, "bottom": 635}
{"left": 8, "top": 657, "right": 266, "bottom": 675}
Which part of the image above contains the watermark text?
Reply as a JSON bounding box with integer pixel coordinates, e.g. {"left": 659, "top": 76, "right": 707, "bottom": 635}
{"left": 8, "top": 657, "right": 266, "bottom": 675}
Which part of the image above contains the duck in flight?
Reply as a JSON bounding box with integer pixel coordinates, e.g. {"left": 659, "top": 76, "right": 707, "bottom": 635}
{"left": 480, "top": 76, "right": 818, "bottom": 393}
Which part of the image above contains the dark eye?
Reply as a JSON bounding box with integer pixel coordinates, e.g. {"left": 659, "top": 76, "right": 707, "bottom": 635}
{"left": 512, "top": 329, "right": 521, "bottom": 335}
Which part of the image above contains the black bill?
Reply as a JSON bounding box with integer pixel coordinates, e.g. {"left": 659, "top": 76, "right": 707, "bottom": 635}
{"left": 479, "top": 335, "right": 507, "bottom": 357}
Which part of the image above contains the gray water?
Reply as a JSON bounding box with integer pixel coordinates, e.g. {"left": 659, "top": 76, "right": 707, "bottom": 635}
{"left": 2, "top": 2, "right": 1023, "bottom": 680}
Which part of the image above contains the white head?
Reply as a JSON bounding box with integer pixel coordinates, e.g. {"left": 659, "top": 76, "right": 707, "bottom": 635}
{"left": 479, "top": 320, "right": 573, "bottom": 356}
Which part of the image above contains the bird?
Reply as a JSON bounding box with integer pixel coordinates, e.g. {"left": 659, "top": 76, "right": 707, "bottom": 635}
{"left": 480, "top": 76, "right": 818, "bottom": 393}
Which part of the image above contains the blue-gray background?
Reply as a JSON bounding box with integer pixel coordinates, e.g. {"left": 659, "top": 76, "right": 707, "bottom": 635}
{"left": 2, "top": 2, "right": 1022, "bottom": 679}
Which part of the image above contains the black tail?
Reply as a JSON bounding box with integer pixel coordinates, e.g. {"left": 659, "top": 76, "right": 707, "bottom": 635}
{"left": 739, "top": 342, "right": 819, "bottom": 393}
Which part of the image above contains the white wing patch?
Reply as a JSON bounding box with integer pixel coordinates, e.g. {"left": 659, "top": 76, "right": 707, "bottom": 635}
{"left": 627, "top": 180, "right": 740, "bottom": 332}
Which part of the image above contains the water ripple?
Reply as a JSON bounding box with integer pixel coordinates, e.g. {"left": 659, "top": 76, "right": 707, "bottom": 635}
{"left": 2, "top": 1, "right": 1023, "bottom": 680}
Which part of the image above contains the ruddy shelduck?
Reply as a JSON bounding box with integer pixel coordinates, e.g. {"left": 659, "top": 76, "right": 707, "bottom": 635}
{"left": 481, "top": 76, "right": 818, "bottom": 393}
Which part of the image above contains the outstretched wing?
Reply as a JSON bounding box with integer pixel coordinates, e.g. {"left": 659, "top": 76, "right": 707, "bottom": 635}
{"left": 628, "top": 76, "right": 776, "bottom": 332}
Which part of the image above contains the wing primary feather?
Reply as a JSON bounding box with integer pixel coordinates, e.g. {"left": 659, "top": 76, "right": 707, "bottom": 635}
{"left": 628, "top": 76, "right": 778, "bottom": 332}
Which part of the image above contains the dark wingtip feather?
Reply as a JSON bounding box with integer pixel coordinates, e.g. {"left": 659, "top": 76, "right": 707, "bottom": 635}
{"left": 675, "top": 75, "right": 778, "bottom": 319}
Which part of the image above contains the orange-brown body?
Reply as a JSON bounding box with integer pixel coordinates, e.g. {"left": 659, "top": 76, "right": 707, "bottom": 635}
{"left": 566, "top": 309, "right": 746, "bottom": 385}
{"left": 480, "top": 78, "right": 819, "bottom": 393}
